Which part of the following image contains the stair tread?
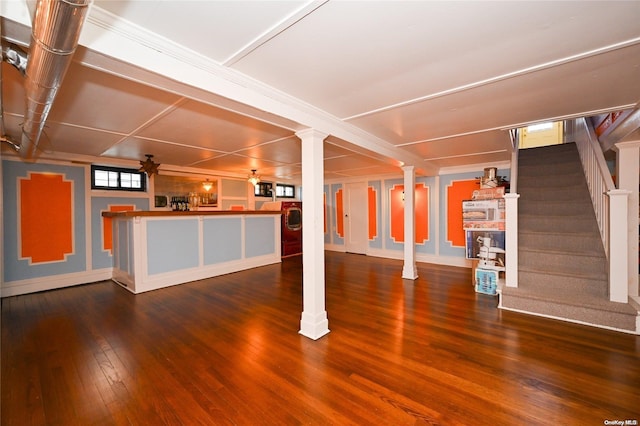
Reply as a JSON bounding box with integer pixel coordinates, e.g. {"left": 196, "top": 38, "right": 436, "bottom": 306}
{"left": 519, "top": 198, "right": 593, "bottom": 206}
{"left": 501, "top": 286, "right": 638, "bottom": 315}
{"left": 519, "top": 247, "right": 606, "bottom": 257}
{"left": 519, "top": 229, "right": 600, "bottom": 236}
{"left": 518, "top": 230, "right": 596, "bottom": 238}
{"left": 518, "top": 265, "right": 607, "bottom": 280}
{"left": 520, "top": 213, "right": 594, "bottom": 219}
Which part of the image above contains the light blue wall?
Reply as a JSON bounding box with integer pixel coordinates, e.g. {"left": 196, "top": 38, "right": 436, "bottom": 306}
{"left": 382, "top": 178, "right": 404, "bottom": 253}
{"left": 222, "top": 178, "right": 248, "bottom": 197}
{"left": 323, "top": 184, "right": 331, "bottom": 244}
{"left": 147, "top": 219, "right": 200, "bottom": 275}
{"left": 2, "top": 161, "right": 87, "bottom": 282}
{"left": 245, "top": 216, "right": 275, "bottom": 258}
{"left": 204, "top": 217, "right": 242, "bottom": 263}
{"left": 330, "top": 183, "right": 344, "bottom": 245}
{"left": 113, "top": 219, "right": 132, "bottom": 274}
{"left": 368, "top": 180, "right": 382, "bottom": 249}
{"left": 382, "top": 177, "right": 441, "bottom": 254}
{"left": 91, "top": 197, "right": 149, "bottom": 270}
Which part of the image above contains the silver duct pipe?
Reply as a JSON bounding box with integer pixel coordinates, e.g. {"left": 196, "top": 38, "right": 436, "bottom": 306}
{"left": 0, "top": 20, "right": 22, "bottom": 151}
{"left": 20, "top": 0, "right": 90, "bottom": 159}
{"left": 1, "top": 43, "right": 28, "bottom": 152}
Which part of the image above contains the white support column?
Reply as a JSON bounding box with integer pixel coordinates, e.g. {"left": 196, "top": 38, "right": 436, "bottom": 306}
{"left": 504, "top": 193, "right": 520, "bottom": 288}
{"left": 614, "top": 141, "right": 639, "bottom": 299}
{"left": 402, "top": 166, "right": 418, "bottom": 280}
{"left": 296, "top": 129, "right": 330, "bottom": 340}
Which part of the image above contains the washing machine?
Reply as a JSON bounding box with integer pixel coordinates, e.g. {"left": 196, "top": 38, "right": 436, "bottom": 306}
{"left": 260, "top": 201, "right": 302, "bottom": 257}
{"left": 280, "top": 201, "right": 302, "bottom": 257}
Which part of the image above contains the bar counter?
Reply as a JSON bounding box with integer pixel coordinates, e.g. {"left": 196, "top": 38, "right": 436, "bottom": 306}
{"left": 103, "top": 210, "right": 282, "bottom": 293}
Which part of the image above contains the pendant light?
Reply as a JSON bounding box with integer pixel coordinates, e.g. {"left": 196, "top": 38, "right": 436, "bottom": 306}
{"left": 139, "top": 154, "right": 160, "bottom": 177}
{"left": 248, "top": 169, "right": 261, "bottom": 186}
{"left": 202, "top": 178, "right": 213, "bottom": 192}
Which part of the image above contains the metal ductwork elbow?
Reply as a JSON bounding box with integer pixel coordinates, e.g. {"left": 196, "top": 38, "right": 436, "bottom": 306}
{"left": 20, "top": 0, "right": 91, "bottom": 159}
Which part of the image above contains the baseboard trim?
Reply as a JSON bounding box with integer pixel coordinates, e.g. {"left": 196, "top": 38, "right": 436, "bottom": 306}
{"left": 2, "top": 269, "right": 113, "bottom": 297}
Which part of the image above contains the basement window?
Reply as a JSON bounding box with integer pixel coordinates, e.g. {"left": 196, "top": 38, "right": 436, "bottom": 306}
{"left": 91, "top": 165, "right": 146, "bottom": 192}
{"left": 254, "top": 181, "right": 273, "bottom": 197}
{"left": 276, "top": 184, "right": 295, "bottom": 198}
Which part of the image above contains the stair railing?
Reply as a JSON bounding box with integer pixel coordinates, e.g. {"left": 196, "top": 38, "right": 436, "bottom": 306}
{"left": 504, "top": 128, "right": 520, "bottom": 289}
{"left": 573, "top": 117, "right": 615, "bottom": 255}
{"left": 508, "top": 128, "right": 519, "bottom": 194}
{"left": 573, "top": 117, "right": 629, "bottom": 303}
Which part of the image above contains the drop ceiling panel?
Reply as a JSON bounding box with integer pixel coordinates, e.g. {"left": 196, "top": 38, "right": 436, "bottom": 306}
{"left": 36, "top": 124, "right": 127, "bottom": 158}
{"left": 325, "top": 137, "right": 400, "bottom": 166}
{"left": 47, "top": 64, "right": 181, "bottom": 133}
{"left": 101, "top": 137, "right": 222, "bottom": 166}
{"left": 266, "top": 164, "right": 302, "bottom": 181}
{"left": 137, "top": 99, "right": 294, "bottom": 152}
{"left": 236, "top": 136, "right": 301, "bottom": 164}
{"left": 92, "top": 0, "right": 309, "bottom": 63}
{"left": 232, "top": 1, "right": 640, "bottom": 119}
{"left": 1, "top": 62, "right": 26, "bottom": 115}
{"left": 408, "top": 131, "right": 512, "bottom": 160}
{"left": 347, "top": 165, "right": 401, "bottom": 177}
{"left": 324, "top": 154, "right": 392, "bottom": 173}
{"left": 433, "top": 151, "right": 512, "bottom": 170}
{"left": 190, "top": 153, "right": 281, "bottom": 174}
{"left": 349, "top": 44, "right": 640, "bottom": 146}
{"left": 323, "top": 141, "right": 364, "bottom": 159}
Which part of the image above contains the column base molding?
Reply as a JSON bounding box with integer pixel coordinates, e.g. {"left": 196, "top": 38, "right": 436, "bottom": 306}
{"left": 299, "top": 311, "right": 330, "bottom": 340}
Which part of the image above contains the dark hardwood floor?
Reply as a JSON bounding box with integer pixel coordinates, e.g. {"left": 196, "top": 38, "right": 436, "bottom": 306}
{"left": 2, "top": 251, "right": 639, "bottom": 425}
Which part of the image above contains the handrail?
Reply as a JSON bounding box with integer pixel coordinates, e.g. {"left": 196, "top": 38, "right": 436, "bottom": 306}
{"left": 504, "top": 128, "right": 519, "bottom": 289}
{"left": 509, "top": 128, "right": 519, "bottom": 193}
{"left": 573, "top": 117, "right": 615, "bottom": 257}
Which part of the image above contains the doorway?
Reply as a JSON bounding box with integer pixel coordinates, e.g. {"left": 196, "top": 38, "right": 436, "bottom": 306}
{"left": 344, "top": 182, "right": 368, "bottom": 254}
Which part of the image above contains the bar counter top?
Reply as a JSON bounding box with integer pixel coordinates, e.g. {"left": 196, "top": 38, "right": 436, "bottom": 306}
{"left": 103, "top": 209, "right": 281, "bottom": 218}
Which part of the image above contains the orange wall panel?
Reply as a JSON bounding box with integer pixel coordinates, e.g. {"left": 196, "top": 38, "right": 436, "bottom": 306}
{"left": 415, "top": 184, "right": 429, "bottom": 244}
{"left": 390, "top": 183, "right": 429, "bottom": 244}
{"left": 323, "top": 192, "right": 327, "bottom": 234}
{"left": 367, "top": 186, "right": 377, "bottom": 240}
{"left": 336, "top": 189, "right": 344, "bottom": 238}
{"left": 446, "top": 179, "right": 478, "bottom": 247}
{"left": 103, "top": 205, "right": 135, "bottom": 254}
{"left": 390, "top": 185, "right": 405, "bottom": 243}
{"left": 20, "top": 173, "right": 73, "bottom": 263}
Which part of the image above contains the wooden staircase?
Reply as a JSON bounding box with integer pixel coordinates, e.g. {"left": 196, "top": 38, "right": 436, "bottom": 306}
{"left": 500, "top": 143, "right": 639, "bottom": 332}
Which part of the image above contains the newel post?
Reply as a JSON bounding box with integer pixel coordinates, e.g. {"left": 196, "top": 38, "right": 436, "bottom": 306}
{"left": 504, "top": 193, "right": 520, "bottom": 288}
{"left": 607, "top": 189, "right": 630, "bottom": 303}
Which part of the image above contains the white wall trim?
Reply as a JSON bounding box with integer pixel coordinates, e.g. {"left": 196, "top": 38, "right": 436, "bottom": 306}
{"left": 349, "top": 247, "right": 472, "bottom": 269}
{"left": 2, "top": 268, "right": 114, "bottom": 298}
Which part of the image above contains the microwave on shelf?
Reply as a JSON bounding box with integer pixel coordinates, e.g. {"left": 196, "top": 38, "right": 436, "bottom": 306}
{"left": 462, "top": 199, "right": 505, "bottom": 230}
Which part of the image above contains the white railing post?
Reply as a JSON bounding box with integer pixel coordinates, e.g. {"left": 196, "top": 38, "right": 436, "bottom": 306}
{"left": 614, "top": 140, "right": 640, "bottom": 299}
{"left": 574, "top": 118, "right": 615, "bottom": 256}
{"left": 608, "top": 189, "right": 631, "bottom": 303}
{"left": 504, "top": 193, "right": 520, "bottom": 288}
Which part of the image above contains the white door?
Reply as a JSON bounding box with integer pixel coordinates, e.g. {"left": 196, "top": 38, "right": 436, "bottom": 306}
{"left": 344, "top": 182, "right": 368, "bottom": 254}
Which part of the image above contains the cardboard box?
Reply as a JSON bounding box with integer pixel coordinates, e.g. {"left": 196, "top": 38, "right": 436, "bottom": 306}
{"left": 462, "top": 199, "right": 505, "bottom": 230}
{"left": 475, "top": 268, "right": 499, "bottom": 295}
